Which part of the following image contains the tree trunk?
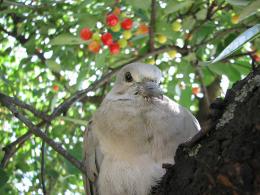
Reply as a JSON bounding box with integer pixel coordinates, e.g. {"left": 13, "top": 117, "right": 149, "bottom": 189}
{"left": 152, "top": 67, "right": 260, "bottom": 195}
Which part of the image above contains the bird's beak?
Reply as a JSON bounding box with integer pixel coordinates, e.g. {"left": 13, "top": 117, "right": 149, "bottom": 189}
{"left": 137, "top": 81, "right": 163, "bottom": 100}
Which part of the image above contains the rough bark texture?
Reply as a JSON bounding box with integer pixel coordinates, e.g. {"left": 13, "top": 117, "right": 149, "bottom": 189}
{"left": 152, "top": 67, "right": 260, "bottom": 195}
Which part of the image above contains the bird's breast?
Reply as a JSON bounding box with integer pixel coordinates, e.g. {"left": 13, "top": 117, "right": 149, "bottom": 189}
{"left": 98, "top": 154, "right": 165, "bottom": 195}
{"left": 92, "top": 97, "right": 180, "bottom": 161}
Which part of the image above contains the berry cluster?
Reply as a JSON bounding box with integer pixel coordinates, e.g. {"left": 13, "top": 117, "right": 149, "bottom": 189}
{"left": 79, "top": 7, "right": 149, "bottom": 55}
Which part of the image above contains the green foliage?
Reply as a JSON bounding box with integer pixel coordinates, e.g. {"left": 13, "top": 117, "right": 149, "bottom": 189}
{"left": 0, "top": 168, "right": 9, "bottom": 186}
{"left": 212, "top": 24, "right": 260, "bottom": 63}
{"left": 0, "top": 0, "right": 259, "bottom": 194}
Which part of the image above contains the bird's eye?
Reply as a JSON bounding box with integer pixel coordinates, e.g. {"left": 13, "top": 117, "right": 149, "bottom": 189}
{"left": 125, "top": 72, "right": 133, "bottom": 82}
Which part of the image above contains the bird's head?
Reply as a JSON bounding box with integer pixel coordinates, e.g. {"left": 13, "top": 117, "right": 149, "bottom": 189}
{"left": 108, "top": 63, "right": 163, "bottom": 101}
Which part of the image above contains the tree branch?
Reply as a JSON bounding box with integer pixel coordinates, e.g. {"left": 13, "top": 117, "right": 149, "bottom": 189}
{"left": 193, "top": 60, "right": 211, "bottom": 116}
{"left": 0, "top": 94, "right": 87, "bottom": 175}
{"left": 0, "top": 131, "right": 30, "bottom": 168}
{"left": 1, "top": 0, "right": 35, "bottom": 8}
{"left": 149, "top": 0, "right": 156, "bottom": 51}
{"left": 3, "top": 94, "right": 50, "bottom": 121}
{"left": 40, "top": 125, "right": 49, "bottom": 195}
{"left": 0, "top": 122, "right": 44, "bottom": 168}
{"left": 40, "top": 141, "right": 46, "bottom": 195}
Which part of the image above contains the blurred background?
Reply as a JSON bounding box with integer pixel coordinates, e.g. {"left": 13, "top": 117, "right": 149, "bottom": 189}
{"left": 0, "top": 0, "right": 259, "bottom": 194}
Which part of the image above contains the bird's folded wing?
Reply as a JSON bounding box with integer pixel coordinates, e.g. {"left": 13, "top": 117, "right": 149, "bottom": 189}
{"left": 182, "top": 107, "right": 201, "bottom": 135}
{"left": 83, "top": 121, "right": 103, "bottom": 195}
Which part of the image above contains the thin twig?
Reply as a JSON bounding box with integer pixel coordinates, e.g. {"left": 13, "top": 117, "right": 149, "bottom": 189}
{"left": 149, "top": 0, "right": 156, "bottom": 52}
{"left": 206, "top": 0, "right": 216, "bottom": 20}
{"left": 0, "top": 94, "right": 87, "bottom": 174}
{"left": 0, "top": 123, "right": 43, "bottom": 168}
{"left": 40, "top": 125, "right": 49, "bottom": 195}
{"left": 1, "top": 0, "right": 36, "bottom": 8}
{"left": 4, "top": 95, "right": 50, "bottom": 121}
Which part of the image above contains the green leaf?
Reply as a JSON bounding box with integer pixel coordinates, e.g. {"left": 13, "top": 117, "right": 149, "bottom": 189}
{"left": 58, "top": 116, "right": 88, "bottom": 126}
{"left": 0, "top": 168, "right": 9, "bottom": 186}
{"left": 135, "top": 8, "right": 149, "bottom": 21}
{"left": 95, "top": 51, "right": 108, "bottom": 68}
{"left": 208, "top": 63, "right": 241, "bottom": 82}
{"left": 76, "top": 65, "right": 88, "bottom": 90}
{"left": 177, "top": 60, "right": 194, "bottom": 83}
{"left": 130, "top": 0, "right": 150, "bottom": 10}
{"left": 50, "top": 34, "right": 88, "bottom": 45}
{"left": 182, "top": 16, "right": 196, "bottom": 30}
{"left": 212, "top": 24, "right": 260, "bottom": 63}
{"left": 179, "top": 87, "right": 192, "bottom": 108}
{"left": 164, "top": 0, "right": 193, "bottom": 14}
{"left": 232, "top": 60, "right": 251, "bottom": 75}
{"left": 195, "top": 9, "right": 207, "bottom": 20}
{"left": 78, "top": 13, "right": 98, "bottom": 28}
{"left": 193, "top": 23, "right": 215, "bottom": 43}
{"left": 46, "top": 60, "right": 62, "bottom": 73}
{"left": 225, "top": 0, "right": 250, "bottom": 6}
{"left": 24, "top": 36, "right": 36, "bottom": 54}
{"left": 64, "top": 143, "right": 82, "bottom": 174}
{"left": 238, "top": 0, "right": 260, "bottom": 22}
{"left": 201, "top": 67, "right": 216, "bottom": 86}
{"left": 50, "top": 94, "right": 58, "bottom": 112}
{"left": 156, "top": 21, "right": 179, "bottom": 39}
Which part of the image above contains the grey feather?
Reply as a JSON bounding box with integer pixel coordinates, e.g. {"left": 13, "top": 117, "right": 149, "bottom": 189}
{"left": 83, "top": 121, "right": 103, "bottom": 195}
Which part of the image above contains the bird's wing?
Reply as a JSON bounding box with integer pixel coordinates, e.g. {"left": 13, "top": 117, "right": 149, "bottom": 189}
{"left": 165, "top": 97, "right": 200, "bottom": 140}
{"left": 183, "top": 107, "right": 201, "bottom": 134}
{"left": 83, "top": 120, "right": 103, "bottom": 195}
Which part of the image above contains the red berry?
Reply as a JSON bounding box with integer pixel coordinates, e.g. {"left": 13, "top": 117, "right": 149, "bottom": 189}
{"left": 253, "top": 54, "right": 260, "bottom": 62}
{"left": 53, "top": 85, "right": 59, "bottom": 92}
{"left": 121, "top": 18, "right": 133, "bottom": 30}
{"left": 106, "top": 14, "right": 119, "bottom": 27}
{"left": 192, "top": 87, "right": 200, "bottom": 95}
{"left": 80, "top": 28, "right": 92, "bottom": 40}
{"left": 253, "top": 50, "right": 260, "bottom": 62}
{"left": 88, "top": 41, "right": 101, "bottom": 53}
{"left": 109, "top": 42, "right": 120, "bottom": 55}
{"left": 101, "top": 32, "right": 113, "bottom": 46}
{"left": 113, "top": 7, "right": 121, "bottom": 16}
{"left": 136, "top": 23, "right": 149, "bottom": 35}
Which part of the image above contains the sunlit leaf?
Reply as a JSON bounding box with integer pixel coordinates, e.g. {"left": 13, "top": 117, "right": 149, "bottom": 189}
{"left": 50, "top": 94, "right": 59, "bottom": 112}
{"left": 58, "top": 116, "right": 88, "bottom": 126}
{"left": 179, "top": 87, "right": 192, "bottom": 109}
{"left": 78, "top": 13, "right": 98, "bottom": 28}
{"left": 64, "top": 143, "right": 82, "bottom": 174}
{"left": 130, "top": 0, "right": 150, "bottom": 9}
{"left": 46, "top": 60, "right": 62, "bottom": 73}
{"left": 164, "top": 0, "right": 193, "bottom": 14}
{"left": 238, "top": 0, "right": 260, "bottom": 21}
{"left": 195, "top": 9, "right": 207, "bottom": 20}
{"left": 50, "top": 34, "right": 88, "bottom": 45}
{"left": 212, "top": 24, "right": 260, "bottom": 63}
{"left": 208, "top": 63, "right": 241, "bottom": 82}
{"left": 225, "top": 0, "right": 250, "bottom": 6}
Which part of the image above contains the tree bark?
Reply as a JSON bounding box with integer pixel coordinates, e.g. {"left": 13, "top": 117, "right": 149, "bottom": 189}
{"left": 152, "top": 67, "right": 260, "bottom": 195}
